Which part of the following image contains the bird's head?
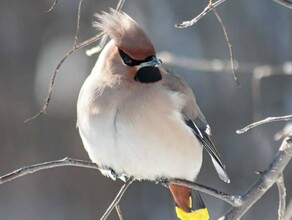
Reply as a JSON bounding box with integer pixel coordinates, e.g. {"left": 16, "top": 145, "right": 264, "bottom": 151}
{"left": 94, "top": 9, "right": 162, "bottom": 83}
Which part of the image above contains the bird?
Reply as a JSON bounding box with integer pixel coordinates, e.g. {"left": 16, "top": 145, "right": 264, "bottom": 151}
{"left": 77, "top": 9, "right": 229, "bottom": 220}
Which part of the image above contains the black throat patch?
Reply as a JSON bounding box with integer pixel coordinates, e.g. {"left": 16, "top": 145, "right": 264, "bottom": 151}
{"left": 134, "top": 66, "right": 162, "bottom": 83}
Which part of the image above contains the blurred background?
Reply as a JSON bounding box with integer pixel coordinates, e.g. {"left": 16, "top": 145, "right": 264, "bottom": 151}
{"left": 0, "top": 0, "right": 291, "bottom": 219}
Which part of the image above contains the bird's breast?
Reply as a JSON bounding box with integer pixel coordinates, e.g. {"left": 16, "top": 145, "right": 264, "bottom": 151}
{"left": 77, "top": 77, "right": 203, "bottom": 181}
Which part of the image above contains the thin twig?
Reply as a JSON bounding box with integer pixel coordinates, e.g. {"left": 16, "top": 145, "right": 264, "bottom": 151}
{"left": 221, "top": 136, "right": 292, "bottom": 219}
{"left": 47, "top": 0, "right": 60, "bottom": 12}
{"left": 212, "top": 8, "right": 240, "bottom": 86}
{"left": 236, "top": 114, "right": 292, "bottom": 134}
{"left": 285, "top": 198, "right": 292, "bottom": 220}
{"left": 175, "top": 0, "right": 239, "bottom": 85}
{"left": 86, "top": 0, "right": 126, "bottom": 56}
{"left": 276, "top": 174, "right": 286, "bottom": 220}
{"left": 100, "top": 178, "right": 134, "bottom": 220}
{"left": 24, "top": 33, "right": 103, "bottom": 123}
{"left": 170, "top": 178, "right": 242, "bottom": 207}
{"left": 26, "top": 0, "right": 126, "bottom": 122}
{"left": 0, "top": 157, "right": 236, "bottom": 208}
{"left": 158, "top": 51, "right": 292, "bottom": 76}
{"left": 0, "top": 157, "right": 99, "bottom": 185}
{"left": 1, "top": 136, "right": 292, "bottom": 220}
{"left": 175, "top": 0, "right": 226, "bottom": 28}
{"left": 158, "top": 51, "right": 239, "bottom": 73}
{"left": 115, "top": 204, "right": 124, "bottom": 220}
{"left": 74, "top": 0, "right": 84, "bottom": 46}
{"left": 274, "top": 0, "right": 292, "bottom": 9}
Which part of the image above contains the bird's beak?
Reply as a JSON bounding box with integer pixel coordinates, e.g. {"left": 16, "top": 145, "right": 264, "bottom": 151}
{"left": 138, "top": 56, "right": 162, "bottom": 68}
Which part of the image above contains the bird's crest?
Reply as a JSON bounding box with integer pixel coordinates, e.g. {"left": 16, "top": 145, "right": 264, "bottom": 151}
{"left": 93, "top": 9, "right": 155, "bottom": 60}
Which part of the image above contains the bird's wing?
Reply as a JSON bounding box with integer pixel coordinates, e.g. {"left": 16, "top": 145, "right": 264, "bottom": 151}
{"left": 162, "top": 72, "right": 230, "bottom": 183}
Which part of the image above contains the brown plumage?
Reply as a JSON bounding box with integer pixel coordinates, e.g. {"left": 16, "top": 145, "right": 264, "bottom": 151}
{"left": 94, "top": 9, "right": 155, "bottom": 60}
{"left": 169, "top": 183, "right": 192, "bottom": 213}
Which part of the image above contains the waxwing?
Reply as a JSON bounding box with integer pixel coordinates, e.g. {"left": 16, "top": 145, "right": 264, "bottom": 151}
{"left": 77, "top": 9, "right": 229, "bottom": 220}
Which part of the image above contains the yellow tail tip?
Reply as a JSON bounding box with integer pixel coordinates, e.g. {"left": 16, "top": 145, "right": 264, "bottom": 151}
{"left": 175, "top": 207, "right": 210, "bottom": 220}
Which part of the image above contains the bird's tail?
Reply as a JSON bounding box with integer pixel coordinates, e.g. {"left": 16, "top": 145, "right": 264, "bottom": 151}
{"left": 169, "top": 183, "right": 209, "bottom": 220}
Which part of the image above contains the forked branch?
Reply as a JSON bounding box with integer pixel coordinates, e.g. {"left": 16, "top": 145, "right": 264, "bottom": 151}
{"left": 1, "top": 136, "right": 291, "bottom": 220}
{"left": 26, "top": 0, "right": 125, "bottom": 123}
{"left": 220, "top": 136, "right": 292, "bottom": 220}
{"left": 175, "top": 0, "right": 226, "bottom": 28}
{"left": 175, "top": 0, "right": 239, "bottom": 85}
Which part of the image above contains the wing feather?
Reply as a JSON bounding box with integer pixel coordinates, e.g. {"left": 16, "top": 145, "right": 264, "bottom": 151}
{"left": 186, "top": 119, "right": 230, "bottom": 183}
{"left": 162, "top": 72, "right": 230, "bottom": 183}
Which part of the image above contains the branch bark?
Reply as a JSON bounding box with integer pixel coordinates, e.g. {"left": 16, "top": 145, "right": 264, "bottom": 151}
{"left": 237, "top": 115, "right": 292, "bottom": 134}
{"left": 170, "top": 178, "right": 242, "bottom": 207}
{"left": 100, "top": 178, "right": 134, "bottom": 220}
{"left": 212, "top": 7, "right": 239, "bottom": 86}
{"left": 0, "top": 157, "right": 99, "bottom": 184}
{"left": 175, "top": 0, "right": 226, "bottom": 28}
{"left": 220, "top": 136, "right": 292, "bottom": 220}
{"left": 276, "top": 174, "right": 286, "bottom": 220}
{"left": 1, "top": 136, "right": 291, "bottom": 220}
{"left": 25, "top": 0, "right": 126, "bottom": 123}
{"left": 274, "top": 0, "right": 292, "bottom": 9}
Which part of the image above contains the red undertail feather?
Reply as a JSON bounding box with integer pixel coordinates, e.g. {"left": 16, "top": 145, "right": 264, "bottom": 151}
{"left": 169, "top": 183, "right": 191, "bottom": 213}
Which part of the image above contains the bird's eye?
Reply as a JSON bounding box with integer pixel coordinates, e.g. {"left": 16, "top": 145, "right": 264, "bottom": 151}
{"left": 123, "top": 56, "right": 133, "bottom": 65}
{"left": 119, "top": 49, "right": 135, "bottom": 66}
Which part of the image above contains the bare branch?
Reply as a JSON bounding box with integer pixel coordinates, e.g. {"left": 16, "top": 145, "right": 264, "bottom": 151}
{"left": 158, "top": 51, "right": 238, "bottom": 73}
{"left": 47, "top": 0, "right": 59, "bottom": 12}
{"left": 0, "top": 157, "right": 236, "bottom": 208}
{"left": 0, "top": 157, "right": 99, "bottom": 185}
{"left": 115, "top": 204, "right": 124, "bottom": 220}
{"left": 276, "top": 174, "right": 286, "bottom": 220}
{"left": 86, "top": 0, "right": 126, "bottom": 56}
{"left": 175, "top": 0, "right": 226, "bottom": 28}
{"left": 100, "top": 178, "right": 134, "bottom": 220}
{"left": 236, "top": 114, "right": 292, "bottom": 134}
{"left": 26, "top": 0, "right": 126, "bottom": 123}
{"left": 1, "top": 136, "right": 291, "bottom": 220}
{"left": 170, "top": 178, "right": 242, "bottom": 207}
{"left": 74, "top": 0, "right": 84, "bottom": 46}
{"left": 221, "top": 136, "right": 292, "bottom": 219}
{"left": 24, "top": 33, "right": 103, "bottom": 123}
{"left": 285, "top": 198, "right": 292, "bottom": 220}
{"left": 274, "top": 0, "right": 292, "bottom": 9}
{"left": 212, "top": 8, "right": 240, "bottom": 86}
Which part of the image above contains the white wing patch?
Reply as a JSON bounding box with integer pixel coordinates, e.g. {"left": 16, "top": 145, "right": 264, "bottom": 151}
{"left": 185, "top": 119, "right": 230, "bottom": 183}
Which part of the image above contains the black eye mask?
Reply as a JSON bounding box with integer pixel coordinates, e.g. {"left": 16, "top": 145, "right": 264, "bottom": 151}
{"left": 119, "top": 49, "right": 156, "bottom": 67}
{"left": 118, "top": 49, "right": 162, "bottom": 83}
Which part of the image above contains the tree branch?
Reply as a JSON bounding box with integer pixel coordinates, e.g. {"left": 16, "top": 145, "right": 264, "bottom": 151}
{"left": 47, "top": 0, "right": 59, "bottom": 12}
{"left": 100, "top": 178, "right": 134, "bottom": 220}
{"left": 115, "top": 204, "right": 124, "bottom": 220}
{"left": 86, "top": 0, "right": 126, "bottom": 56}
{"left": 1, "top": 136, "right": 291, "bottom": 219}
{"left": 0, "top": 157, "right": 231, "bottom": 206}
{"left": 24, "top": 32, "right": 104, "bottom": 123}
{"left": 170, "top": 178, "right": 242, "bottom": 207}
{"left": 0, "top": 157, "right": 99, "bottom": 185}
{"left": 212, "top": 8, "right": 239, "bottom": 86}
{"left": 236, "top": 114, "right": 292, "bottom": 134}
{"left": 276, "top": 174, "right": 286, "bottom": 220}
{"left": 175, "top": 0, "right": 226, "bottom": 28}
{"left": 220, "top": 136, "right": 292, "bottom": 219}
{"left": 25, "top": 0, "right": 126, "bottom": 123}
{"left": 285, "top": 198, "right": 292, "bottom": 220}
{"left": 274, "top": 0, "right": 292, "bottom": 9}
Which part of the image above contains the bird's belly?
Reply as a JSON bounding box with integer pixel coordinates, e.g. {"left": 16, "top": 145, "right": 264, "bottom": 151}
{"left": 78, "top": 86, "right": 202, "bottom": 181}
{"left": 79, "top": 114, "right": 202, "bottom": 181}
